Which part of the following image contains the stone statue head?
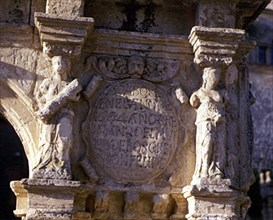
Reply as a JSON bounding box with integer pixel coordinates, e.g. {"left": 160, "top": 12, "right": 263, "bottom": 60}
{"left": 128, "top": 56, "right": 145, "bottom": 78}
{"left": 51, "top": 56, "right": 71, "bottom": 80}
{"left": 203, "top": 67, "right": 221, "bottom": 90}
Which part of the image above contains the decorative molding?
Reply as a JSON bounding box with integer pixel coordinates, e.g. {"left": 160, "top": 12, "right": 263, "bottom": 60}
{"left": 85, "top": 29, "right": 193, "bottom": 60}
{"left": 34, "top": 12, "right": 94, "bottom": 57}
{"left": 189, "top": 26, "right": 245, "bottom": 67}
{"left": 0, "top": 23, "right": 33, "bottom": 48}
{"left": 86, "top": 55, "right": 181, "bottom": 82}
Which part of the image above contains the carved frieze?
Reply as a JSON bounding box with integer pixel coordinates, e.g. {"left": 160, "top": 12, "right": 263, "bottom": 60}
{"left": 86, "top": 55, "right": 181, "bottom": 82}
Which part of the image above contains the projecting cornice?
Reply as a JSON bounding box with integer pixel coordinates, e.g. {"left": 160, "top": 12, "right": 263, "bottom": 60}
{"left": 34, "top": 12, "right": 94, "bottom": 57}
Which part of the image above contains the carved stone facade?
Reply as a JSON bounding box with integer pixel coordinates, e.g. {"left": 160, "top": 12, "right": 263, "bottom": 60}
{"left": 0, "top": 0, "right": 270, "bottom": 219}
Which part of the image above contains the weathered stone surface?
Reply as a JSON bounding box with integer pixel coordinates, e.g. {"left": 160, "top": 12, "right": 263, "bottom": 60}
{"left": 46, "top": 0, "right": 84, "bottom": 17}
{"left": 0, "top": 0, "right": 269, "bottom": 219}
{"left": 0, "top": 0, "right": 31, "bottom": 24}
{"left": 88, "top": 79, "right": 178, "bottom": 182}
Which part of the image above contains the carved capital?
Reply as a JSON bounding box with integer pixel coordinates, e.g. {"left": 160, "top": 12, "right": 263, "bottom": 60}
{"left": 189, "top": 26, "right": 245, "bottom": 68}
{"left": 35, "top": 12, "right": 94, "bottom": 57}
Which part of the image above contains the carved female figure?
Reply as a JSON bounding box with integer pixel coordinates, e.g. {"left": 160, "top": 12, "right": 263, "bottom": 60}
{"left": 32, "top": 56, "right": 82, "bottom": 179}
{"left": 190, "top": 67, "right": 229, "bottom": 181}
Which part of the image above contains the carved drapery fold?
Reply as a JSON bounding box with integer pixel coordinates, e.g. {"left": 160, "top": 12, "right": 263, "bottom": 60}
{"left": 183, "top": 25, "right": 253, "bottom": 220}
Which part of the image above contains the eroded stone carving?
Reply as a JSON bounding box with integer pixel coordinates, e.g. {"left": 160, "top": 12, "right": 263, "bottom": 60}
{"left": 152, "top": 194, "right": 170, "bottom": 219}
{"left": 32, "top": 56, "right": 82, "bottom": 179}
{"left": 81, "top": 55, "right": 188, "bottom": 184}
{"left": 198, "top": 1, "right": 236, "bottom": 28}
{"left": 79, "top": 74, "right": 103, "bottom": 183}
{"left": 190, "top": 67, "right": 229, "bottom": 183}
{"left": 87, "top": 55, "right": 180, "bottom": 82}
{"left": 171, "top": 81, "right": 189, "bottom": 105}
{"left": 86, "top": 79, "right": 179, "bottom": 183}
{"left": 94, "top": 191, "right": 110, "bottom": 219}
{"left": 124, "top": 191, "right": 140, "bottom": 219}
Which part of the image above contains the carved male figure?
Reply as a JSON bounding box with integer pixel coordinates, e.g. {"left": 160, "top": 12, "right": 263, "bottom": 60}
{"left": 190, "top": 67, "right": 229, "bottom": 181}
{"left": 32, "top": 56, "right": 82, "bottom": 179}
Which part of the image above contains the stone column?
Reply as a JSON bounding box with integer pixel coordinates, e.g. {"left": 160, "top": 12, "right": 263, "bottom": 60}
{"left": 183, "top": 26, "right": 252, "bottom": 219}
{"left": 10, "top": 1, "right": 94, "bottom": 219}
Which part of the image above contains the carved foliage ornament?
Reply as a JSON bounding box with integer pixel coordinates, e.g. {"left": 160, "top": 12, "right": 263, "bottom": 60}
{"left": 86, "top": 55, "right": 181, "bottom": 82}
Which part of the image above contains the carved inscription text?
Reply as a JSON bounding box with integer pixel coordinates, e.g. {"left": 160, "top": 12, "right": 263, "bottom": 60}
{"left": 90, "top": 79, "right": 178, "bottom": 182}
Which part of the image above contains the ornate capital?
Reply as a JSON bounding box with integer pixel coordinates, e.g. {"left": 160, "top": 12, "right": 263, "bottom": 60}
{"left": 35, "top": 12, "right": 94, "bottom": 57}
{"left": 189, "top": 26, "right": 245, "bottom": 67}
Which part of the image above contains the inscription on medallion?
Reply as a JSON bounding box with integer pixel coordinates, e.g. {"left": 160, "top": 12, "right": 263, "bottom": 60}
{"left": 90, "top": 79, "right": 178, "bottom": 182}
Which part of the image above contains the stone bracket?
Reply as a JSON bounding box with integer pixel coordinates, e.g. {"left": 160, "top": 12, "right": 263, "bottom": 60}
{"left": 34, "top": 12, "right": 94, "bottom": 57}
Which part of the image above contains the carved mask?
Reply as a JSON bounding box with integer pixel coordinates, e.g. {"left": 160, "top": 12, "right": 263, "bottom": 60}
{"left": 128, "top": 56, "right": 144, "bottom": 78}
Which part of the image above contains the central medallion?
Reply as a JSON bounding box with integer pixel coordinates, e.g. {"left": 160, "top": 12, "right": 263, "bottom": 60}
{"left": 89, "top": 79, "right": 178, "bottom": 183}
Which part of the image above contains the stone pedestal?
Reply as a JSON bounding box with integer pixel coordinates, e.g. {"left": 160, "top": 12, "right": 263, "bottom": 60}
{"left": 11, "top": 179, "right": 84, "bottom": 220}
{"left": 183, "top": 181, "right": 250, "bottom": 220}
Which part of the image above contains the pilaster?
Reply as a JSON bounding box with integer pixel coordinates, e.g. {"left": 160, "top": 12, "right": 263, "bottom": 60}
{"left": 12, "top": 2, "right": 94, "bottom": 219}
{"left": 183, "top": 26, "right": 251, "bottom": 219}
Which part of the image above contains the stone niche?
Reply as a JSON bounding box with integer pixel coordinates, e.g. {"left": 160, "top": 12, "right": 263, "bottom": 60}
{"left": 2, "top": 0, "right": 270, "bottom": 219}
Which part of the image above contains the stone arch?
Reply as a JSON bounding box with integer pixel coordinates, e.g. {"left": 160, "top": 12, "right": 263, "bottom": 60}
{"left": 0, "top": 78, "right": 38, "bottom": 173}
{"left": 0, "top": 116, "right": 29, "bottom": 220}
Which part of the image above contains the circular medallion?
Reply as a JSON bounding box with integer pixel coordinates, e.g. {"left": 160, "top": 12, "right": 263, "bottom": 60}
{"left": 89, "top": 79, "right": 178, "bottom": 182}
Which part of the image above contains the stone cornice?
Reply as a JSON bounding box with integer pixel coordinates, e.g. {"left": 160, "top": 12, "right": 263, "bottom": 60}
{"left": 189, "top": 26, "right": 245, "bottom": 67}
{"left": 0, "top": 23, "right": 33, "bottom": 48}
{"left": 85, "top": 29, "right": 193, "bottom": 60}
{"left": 34, "top": 12, "right": 94, "bottom": 57}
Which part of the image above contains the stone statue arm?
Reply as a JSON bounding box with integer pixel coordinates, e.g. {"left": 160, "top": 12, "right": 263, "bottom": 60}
{"left": 83, "top": 75, "right": 103, "bottom": 99}
{"left": 37, "top": 79, "right": 82, "bottom": 121}
{"left": 175, "top": 87, "right": 189, "bottom": 105}
{"left": 190, "top": 91, "right": 201, "bottom": 108}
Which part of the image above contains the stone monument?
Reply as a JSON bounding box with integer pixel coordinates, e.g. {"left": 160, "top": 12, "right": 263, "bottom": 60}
{"left": 0, "top": 0, "right": 269, "bottom": 219}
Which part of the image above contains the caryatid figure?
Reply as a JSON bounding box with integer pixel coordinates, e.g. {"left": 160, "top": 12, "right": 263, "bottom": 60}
{"left": 32, "top": 56, "right": 82, "bottom": 179}
{"left": 190, "top": 67, "right": 229, "bottom": 182}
